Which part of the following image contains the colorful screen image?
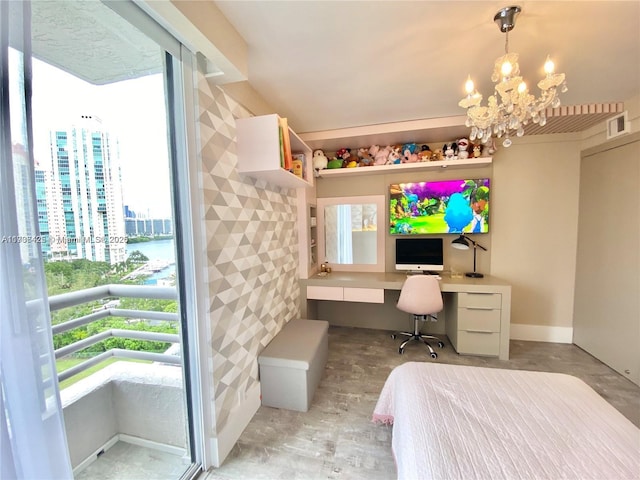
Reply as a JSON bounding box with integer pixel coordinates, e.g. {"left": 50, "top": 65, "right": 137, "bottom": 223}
{"left": 389, "top": 178, "right": 490, "bottom": 235}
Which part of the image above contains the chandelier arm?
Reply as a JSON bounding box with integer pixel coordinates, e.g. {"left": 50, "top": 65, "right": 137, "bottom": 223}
{"left": 459, "top": 5, "right": 567, "bottom": 148}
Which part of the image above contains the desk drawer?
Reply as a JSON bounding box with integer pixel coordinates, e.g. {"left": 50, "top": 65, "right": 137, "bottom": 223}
{"left": 456, "top": 330, "right": 500, "bottom": 356}
{"left": 343, "top": 287, "right": 384, "bottom": 304}
{"left": 458, "top": 292, "right": 501, "bottom": 309}
{"left": 307, "top": 286, "right": 343, "bottom": 301}
{"left": 458, "top": 308, "right": 501, "bottom": 332}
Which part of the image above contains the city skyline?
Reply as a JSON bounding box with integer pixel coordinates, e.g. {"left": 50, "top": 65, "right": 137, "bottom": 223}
{"left": 32, "top": 56, "right": 173, "bottom": 219}
{"left": 35, "top": 117, "right": 127, "bottom": 264}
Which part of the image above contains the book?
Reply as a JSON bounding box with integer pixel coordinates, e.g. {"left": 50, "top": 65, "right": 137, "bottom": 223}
{"left": 292, "top": 153, "right": 305, "bottom": 179}
{"left": 278, "top": 125, "right": 285, "bottom": 168}
{"left": 279, "top": 116, "right": 293, "bottom": 171}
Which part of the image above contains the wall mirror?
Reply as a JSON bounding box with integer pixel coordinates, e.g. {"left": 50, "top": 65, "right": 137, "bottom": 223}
{"left": 317, "top": 195, "right": 385, "bottom": 272}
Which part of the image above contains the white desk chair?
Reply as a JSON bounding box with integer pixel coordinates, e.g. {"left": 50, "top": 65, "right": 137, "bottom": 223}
{"left": 392, "top": 274, "right": 445, "bottom": 358}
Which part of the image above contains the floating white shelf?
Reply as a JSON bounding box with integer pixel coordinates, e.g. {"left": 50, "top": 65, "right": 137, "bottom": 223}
{"left": 316, "top": 157, "right": 492, "bottom": 178}
{"left": 237, "top": 114, "right": 313, "bottom": 189}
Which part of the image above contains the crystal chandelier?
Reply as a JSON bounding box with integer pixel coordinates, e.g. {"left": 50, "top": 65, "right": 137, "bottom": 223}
{"left": 459, "top": 6, "right": 568, "bottom": 147}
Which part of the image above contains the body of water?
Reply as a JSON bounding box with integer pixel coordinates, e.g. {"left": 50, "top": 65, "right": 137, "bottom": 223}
{"left": 126, "top": 238, "right": 175, "bottom": 283}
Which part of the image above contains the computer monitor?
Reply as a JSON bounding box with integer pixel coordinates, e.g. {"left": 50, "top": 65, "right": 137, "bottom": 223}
{"left": 395, "top": 238, "right": 444, "bottom": 272}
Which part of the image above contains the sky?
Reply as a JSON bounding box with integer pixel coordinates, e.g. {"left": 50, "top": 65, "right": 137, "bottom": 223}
{"left": 31, "top": 58, "right": 173, "bottom": 219}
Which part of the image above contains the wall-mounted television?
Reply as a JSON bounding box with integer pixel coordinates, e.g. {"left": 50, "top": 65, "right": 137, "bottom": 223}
{"left": 389, "top": 178, "right": 490, "bottom": 235}
{"left": 395, "top": 238, "right": 444, "bottom": 272}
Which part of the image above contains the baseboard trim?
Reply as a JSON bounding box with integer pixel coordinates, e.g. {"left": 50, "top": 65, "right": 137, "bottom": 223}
{"left": 510, "top": 324, "right": 573, "bottom": 343}
{"left": 73, "top": 434, "right": 187, "bottom": 475}
{"left": 118, "top": 433, "right": 186, "bottom": 457}
{"left": 72, "top": 435, "right": 119, "bottom": 475}
{"left": 209, "top": 381, "right": 261, "bottom": 467}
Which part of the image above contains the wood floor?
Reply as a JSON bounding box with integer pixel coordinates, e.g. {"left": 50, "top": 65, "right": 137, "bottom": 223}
{"left": 204, "top": 326, "right": 640, "bottom": 480}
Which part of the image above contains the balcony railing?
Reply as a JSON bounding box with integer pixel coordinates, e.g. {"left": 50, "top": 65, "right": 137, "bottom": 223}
{"left": 48, "top": 284, "right": 181, "bottom": 382}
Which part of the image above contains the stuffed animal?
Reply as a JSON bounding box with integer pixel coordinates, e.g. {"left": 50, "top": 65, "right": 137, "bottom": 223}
{"left": 327, "top": 157, "right": 343, "bottom": 169}
{"left": 387, "top": 147, "right": 401, "bottom": 165}
{"left": 432, "top": 148, "right": 444, "bottom": 161}
{"left": 472, "top": 143, "right": 482, "bottom": 158}
{"left": 357, "top": 147, "right": 374, "bottom": 166}
{"left": 417, "top": 145, "right": 432, "bottom": 162}
{"left": 370, "top": 145, "right": 391, "bottom": 165}
{"left": 443, "top": 142, "right": 457, "bottom": 160}
{"left": 457, "top": 138, "right": 470, "bottom": 159}
{"left": 336, "top": 147, "right": 359, "bottom": 168}
{"left": 335, "top": 147, "right": 351, "bottom": 163}
{"left": 401, "top": 143, "right": 419, "bottom": 163}
{"left": 312, "top": 149, "right": 328, "bottom": 171}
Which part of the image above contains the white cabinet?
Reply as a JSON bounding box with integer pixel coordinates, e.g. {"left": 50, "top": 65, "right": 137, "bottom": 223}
{"left": 306, "top": 285, "right": 384, "bottom": 304}
{"left": 343, "top": 287, "right": 384, "bottom": 303}
{"left": 446, "top": 292, "right": 502, "bottom": 357}
{"left": 236, "top": 114, "right": 313, "bottom": 189}
{"left": 307, "top": 285, "right": 343, "bottom": 301}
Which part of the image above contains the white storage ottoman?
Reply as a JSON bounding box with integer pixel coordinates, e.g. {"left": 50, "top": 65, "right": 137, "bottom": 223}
{"left": 258, "top": 319, "right": 329, "bottom": 412}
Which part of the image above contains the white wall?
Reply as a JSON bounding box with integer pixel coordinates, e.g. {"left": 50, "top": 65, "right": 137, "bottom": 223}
{"left": 581, "top": 93, "right": 640, "bottom": 150}
{"left": 490, "top": 133, "right": 581, "bottom": 342}
{"left": 61, "top": 363, "right": 186, "bottom": 470}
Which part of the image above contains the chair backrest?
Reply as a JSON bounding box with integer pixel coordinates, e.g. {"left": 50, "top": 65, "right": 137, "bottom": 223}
{"left": 396, "top": 275, "right": 443, "bottom": 315}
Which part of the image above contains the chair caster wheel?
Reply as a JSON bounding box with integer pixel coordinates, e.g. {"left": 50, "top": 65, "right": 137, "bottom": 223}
{"left": 437, "top": 341, "right": 445, "bottom": 348}
{"left": 430, "top": 352, "right": 438, "bottom": 359}
{"left": 399, "top": 347, "right": 404, "bottom": 355}
{"left": 391, "top": 334, "right": 397, "bottom": 339}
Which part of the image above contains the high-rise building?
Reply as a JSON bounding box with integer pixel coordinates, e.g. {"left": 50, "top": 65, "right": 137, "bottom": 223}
{"left": 123, "top": 205, "right": 173, "bottom": 236}
{"left": 13, "top": 143, "right": 40, "bottom": 263}
{"left": 35, "top": 116, "right": 126, "bottom": 264}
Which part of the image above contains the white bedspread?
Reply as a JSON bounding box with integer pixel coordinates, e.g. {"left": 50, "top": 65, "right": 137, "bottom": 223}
{"left": 373, "top": 362, "right": 640, "bottom": 480}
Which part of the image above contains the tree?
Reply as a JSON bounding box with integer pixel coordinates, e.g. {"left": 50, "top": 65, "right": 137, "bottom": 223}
{"left": 127, "top": 250, "right": 149, "bottom": 264}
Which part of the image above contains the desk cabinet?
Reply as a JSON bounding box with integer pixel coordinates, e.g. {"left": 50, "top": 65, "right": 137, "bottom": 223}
{"left": 446, "top": 292, "right": 502, "bottom": 357}
{"left": 306, "top": 285, "right": 384, "bottom": 303}
{"left": 301, "top": 272, "right": 511, "bottom": 359}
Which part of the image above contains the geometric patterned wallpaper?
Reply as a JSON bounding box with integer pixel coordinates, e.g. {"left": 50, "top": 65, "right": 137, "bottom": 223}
{"left": 196, "top": 74, "right": 300, "bottom": 433}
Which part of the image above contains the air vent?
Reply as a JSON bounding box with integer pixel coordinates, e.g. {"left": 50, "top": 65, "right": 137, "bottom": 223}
{"left": 606, "top": 111, "right": 630, "bottom": 139}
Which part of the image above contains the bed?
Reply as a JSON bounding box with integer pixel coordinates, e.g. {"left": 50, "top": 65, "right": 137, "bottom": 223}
{"left": 373, "top": 362, "right": 640, "bottom": 480}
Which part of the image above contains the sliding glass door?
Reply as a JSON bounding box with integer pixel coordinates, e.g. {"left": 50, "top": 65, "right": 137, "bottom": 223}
{"left": 2, "top": 1, "right": 204, "bottom": 478}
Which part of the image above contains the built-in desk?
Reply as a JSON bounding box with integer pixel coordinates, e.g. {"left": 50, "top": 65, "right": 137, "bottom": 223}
{"left": 300, "top": 272, "right": 511, "bottom": 360}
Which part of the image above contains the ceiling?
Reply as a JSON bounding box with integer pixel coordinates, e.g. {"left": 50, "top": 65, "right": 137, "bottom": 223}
{"left": 214, "top": 1, "right": 640, "bottom": 139}
{"left": 30, "top": 0, "right": 162, "bottom": 85}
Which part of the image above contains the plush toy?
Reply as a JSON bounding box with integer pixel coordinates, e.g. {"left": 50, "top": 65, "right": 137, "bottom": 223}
{"left": 400, "top": 143, "right": 419, "bottom": 163}
{"left": 335, "top": 147, "right": 351, "bottom": 163}
{"left": 336, "top": 147, "right": 359, "bottom": 168}
{"left": 457, "top": 138, "right": 470, "bottom": 159}
{"left": 357, "top": 147, "right": 374, "bottom": 167}
{"left": 327, "top": 157, "right": 343, "bottom": 169}
{"left": 387, "top": 147, "right": 402, "bottom": 165}
{"left": 312, "top": 149, "right": 328, "bottom": 171}
{"left": 472, "top": 143, "right": 482, "bottom": 158}
{"left": 370, "top": 145, "right": 391, "bottom": 165}
{"left": 443, "top": 142, "right": 457, "bottom": 160}
{"left": 402, "top": 143, "right": 417, "bottom": 154}
{"left": 417, "top": 145, "right": 432, "bottom": 162}
{"left": 432, "top": 148, "right": 444, "bottom": 161}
